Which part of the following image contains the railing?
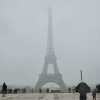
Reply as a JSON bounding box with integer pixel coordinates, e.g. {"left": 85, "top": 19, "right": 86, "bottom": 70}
{"left": 47, "top": 74, "right": 55, "bottom": 76}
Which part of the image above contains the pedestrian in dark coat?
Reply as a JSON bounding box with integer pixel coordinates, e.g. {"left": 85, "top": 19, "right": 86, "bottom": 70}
{"left": 76, "top": 82, "right": 90, "bottom": 100}
{"left": 2, "top": 82, "right": 7, "bottom": 97}
{"left": 92, "top": 89, "right": 97, "bottom": 100}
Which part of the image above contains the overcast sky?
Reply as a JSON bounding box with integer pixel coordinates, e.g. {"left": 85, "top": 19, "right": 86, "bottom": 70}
{"left": 0, "top": 0, "right": 100, "bottom": 87}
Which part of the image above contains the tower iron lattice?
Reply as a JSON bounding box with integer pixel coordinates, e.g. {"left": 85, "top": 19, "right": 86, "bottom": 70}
{"left": 34, "top": 6, "right": 67, "bottom": 92}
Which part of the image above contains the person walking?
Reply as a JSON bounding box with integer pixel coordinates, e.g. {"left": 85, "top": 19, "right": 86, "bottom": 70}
{"left": 92, "top": 89, "right": 97, "bottom": 100}
{"left": 39, "top": 88, "right": 42, "bottom": 93}
{"left": 76, "top": 82, "right": 90, "bottom": 100}
{"left": 98, "top": 84, "right": 100, "bottom": 94}
{"left": 2, "top": 82, "right": 7, "bottom": 97}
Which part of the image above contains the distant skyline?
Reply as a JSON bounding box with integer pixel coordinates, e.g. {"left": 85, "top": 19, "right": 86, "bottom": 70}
{"left": 0, "top": 0, "right": 100, "bottom": 86}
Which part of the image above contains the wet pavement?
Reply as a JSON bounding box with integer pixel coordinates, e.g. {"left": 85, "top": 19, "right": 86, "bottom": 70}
{"left": 0, "top": 93, "right": 100, "bottom": 100}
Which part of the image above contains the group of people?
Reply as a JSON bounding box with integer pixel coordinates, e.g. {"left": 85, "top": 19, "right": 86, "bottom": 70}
{"left": 1, "top": 82, "right": 27, "bottom": 97}
{"left": 67, "top": 82, "right": 100, "bottom": 100}
{"left": 1, "top": 82, "right": 100, "bottom": 100}
{"left": 39, "top": 88, "right": 49, "bottom": 93}
{"left": 76, "top": 82, "right": 100, "bottom": 100}
{"left": 68, "top": 87, "right": 76, "bottom": 93}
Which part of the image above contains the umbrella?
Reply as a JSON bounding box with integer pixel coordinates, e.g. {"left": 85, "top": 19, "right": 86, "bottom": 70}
{"left": 76, "top": 82, "right": 90, "bottom": 93}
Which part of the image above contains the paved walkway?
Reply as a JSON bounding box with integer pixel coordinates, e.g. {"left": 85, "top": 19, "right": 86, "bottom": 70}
{"left": 0, "top": 93, "right": 100, "bottom": 100}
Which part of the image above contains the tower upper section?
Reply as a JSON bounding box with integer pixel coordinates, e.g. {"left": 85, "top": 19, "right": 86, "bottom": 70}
{"left": 46, "top": 6, "right": 55, "bottom": 55}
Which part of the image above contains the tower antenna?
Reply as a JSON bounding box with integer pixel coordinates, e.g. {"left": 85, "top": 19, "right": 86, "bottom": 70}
{"left": 49, "top": 0, "right": 51, "bottom": 7}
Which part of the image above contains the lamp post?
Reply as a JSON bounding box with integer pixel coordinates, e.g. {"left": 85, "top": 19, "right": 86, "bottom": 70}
{"left": 80, "top": 70, "right": 82, "bottom": 81}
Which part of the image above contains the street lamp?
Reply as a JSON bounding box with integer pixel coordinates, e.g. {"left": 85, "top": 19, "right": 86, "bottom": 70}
{"left": 80, "top": 70, "right": 82, "bottom": 81}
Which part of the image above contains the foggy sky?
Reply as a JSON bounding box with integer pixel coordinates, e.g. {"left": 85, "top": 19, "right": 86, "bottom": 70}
{"left": 0, "top": 0, "right": 100, "bottom": 87}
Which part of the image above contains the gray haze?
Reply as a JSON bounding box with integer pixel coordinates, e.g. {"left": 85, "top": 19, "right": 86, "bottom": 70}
{"left": 0, "top": 0, "right": 100, "bottom": 87}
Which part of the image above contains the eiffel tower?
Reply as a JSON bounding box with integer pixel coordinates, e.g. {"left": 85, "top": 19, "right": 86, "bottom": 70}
{"left": 34, "top": 6, "right": 67, "bottom": 92}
